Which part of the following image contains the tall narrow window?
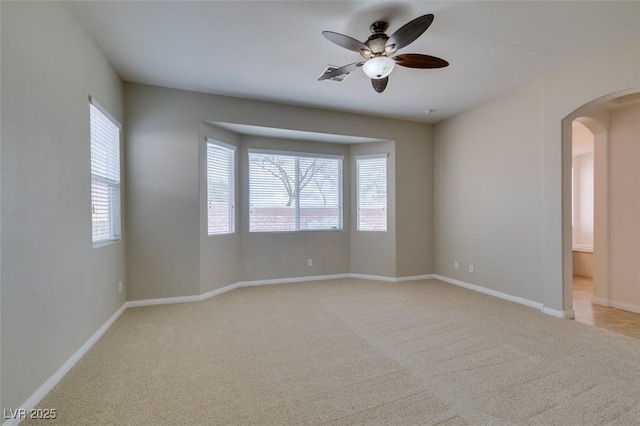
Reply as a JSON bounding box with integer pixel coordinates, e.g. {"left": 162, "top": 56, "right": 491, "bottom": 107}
{"left": 249, "top": 150, "right": 342, "bottom": 232}
{"left": 207, "top": 140, "right": 236, "bottom": 235}
{"left": 90, "top": 98, "right": 121, "bottom": 245}
{"left": 356, "top": 154, "right": 387, "bottom": 232}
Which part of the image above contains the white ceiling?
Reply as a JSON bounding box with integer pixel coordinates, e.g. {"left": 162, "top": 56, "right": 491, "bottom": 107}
{"left": 69, "top": 1, "right": 640, "bottom": 123}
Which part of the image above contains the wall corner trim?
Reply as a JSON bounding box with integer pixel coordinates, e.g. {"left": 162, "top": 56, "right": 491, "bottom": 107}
{"left": 349, "top": 273, "right": 397, "bottom": 282}
{"left": 604, "top": 299, "right": 640, "bottom": 314}
{"left": 396, "top": 274, "right": 437, "bottom": 282}
{"left": 591, "top": 296, "right": 610, "bottom": 307}
{"left": 542, "top": 306, "right": 575, "bottom": 319}
{"left": 4, "top": 303, "right": 128, "bottom": 426}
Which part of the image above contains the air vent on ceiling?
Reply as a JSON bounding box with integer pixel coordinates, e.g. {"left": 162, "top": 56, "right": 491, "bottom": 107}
{"left": 320, "top": 65, "right": 351, "bottom": 82}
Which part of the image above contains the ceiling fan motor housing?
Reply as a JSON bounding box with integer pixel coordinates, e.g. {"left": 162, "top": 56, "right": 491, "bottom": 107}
{"left": 364, "top": 36, "right": 388, "bottom": 56}
{"left": 361, "top": 21, "right": 395, "bottom": 59}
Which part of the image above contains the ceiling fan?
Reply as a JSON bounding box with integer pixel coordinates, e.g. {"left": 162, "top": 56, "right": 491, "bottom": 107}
{"left": 318, "top": 14, "right": 449, "bottom": 93}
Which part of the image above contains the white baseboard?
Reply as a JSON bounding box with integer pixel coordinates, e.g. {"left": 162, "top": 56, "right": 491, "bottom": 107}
{"left": 199, "top": 282, "right": 240, "bottom": 301}
{"left": 128, "top": 273, "right": 435, "bottom": 309}
{"left": 433, "top": 274, "right": 576, "bottom": 319}
{"left": 3, "top": 303, "right": 128, "bottom": 426}
{"left": 396, "top": 274, "right": 437, "bottom": 282}
{"left": 145, "top": 274, "right": 355, "bottom": 305}
{"left": 572, "top": 245, "right": 593, "bottom": 253}
{"left": 592, "top": 297, "right": 640, "bottom": 314}
{"left": 610, "top": 300, "right": 640, "bottom": 314}
{"left": 349, "top": 273, "right": 397, "bottom": 282}
{"left": 237, "top": 273, "right": 350, "bottom": 287}
{"left": 126, "top": 294, "right": 200, "bottom": 307}
{"left": 127, "top": 274, "right": 352, "bottom": 307}
{"left": 128, "top": 282, "right": 245, "bottom": 307}
{"left": 433, "top": 274, "right": 544, "bottom": 311}
{"left": 350, "top": 273, "right": 436, "bottom": 282}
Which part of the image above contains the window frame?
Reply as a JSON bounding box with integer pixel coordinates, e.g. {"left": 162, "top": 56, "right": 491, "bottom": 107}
{"left": 356, "top": 153, "right": 388, "bottom": 232}
{"left": 89, "top": 96, "right": 122, "bottom": 247}
{"left": 248, "top": 148, "right": 344, "bottom": 233}
{"left": 206, "top": 139, "right": 236, "bottom": 235}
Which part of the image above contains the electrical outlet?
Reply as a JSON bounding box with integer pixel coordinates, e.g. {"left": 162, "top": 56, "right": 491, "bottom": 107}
{"left": 468, "top": 264, "right": 474, "bottom": 273}
{"left": 307, "top": 259, "right": 312, "bottom": 267}
{"left": 454, "top": 261, "right": 459, "bottom": 270}
{"left": 118, "top": 281, "right": 123, "bottom": 293}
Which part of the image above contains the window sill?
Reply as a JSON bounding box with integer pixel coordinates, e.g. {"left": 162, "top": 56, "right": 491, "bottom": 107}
{"left": 573, "top": 245, "right": 593, "bottom": 253}
{"left": 93, "top": 239, "right": 121, "bottom": 249}
{"left": 249, "top": 228, "right": 343, "bottom": 234}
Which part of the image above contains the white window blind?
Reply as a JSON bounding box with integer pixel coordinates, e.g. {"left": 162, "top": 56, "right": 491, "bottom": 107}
{"left": 356, "top": 154, "right": 387, "bottom": 232}
{"left": 90, "top": 99, "right": 121, "bottom": 245}
{"left": 249, "top": 150, "right": 342, "bottom": 232}
{"left": 207, "top": 140, "right": 235, "bottom": 235}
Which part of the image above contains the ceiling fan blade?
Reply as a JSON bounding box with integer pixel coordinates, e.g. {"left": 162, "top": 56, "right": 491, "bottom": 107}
{"left": 322, "top": 31, "right": 369, "bottom": 53}
{"left": 394, "top": 54, "right": 449, "bottom": 69}
{"left": 371, "top": 77, "right": 388, "bottom": 93}
{"left": 318, "top": 62, "right": 364, "bottom": 81}
{"left": 386, "top": 14, "right": 434, "bottom": 51}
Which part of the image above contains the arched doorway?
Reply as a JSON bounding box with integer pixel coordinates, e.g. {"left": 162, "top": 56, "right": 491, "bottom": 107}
{"left": 563, "top": 88, "right": 640, "bottom": 323}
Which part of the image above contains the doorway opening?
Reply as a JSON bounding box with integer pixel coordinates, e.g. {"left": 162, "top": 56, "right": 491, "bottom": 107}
{"left": 571, "top": 120, "right": 595, "bottom": 324}
{"left": 563, "top": 89, "right": 640, "bottom": 339}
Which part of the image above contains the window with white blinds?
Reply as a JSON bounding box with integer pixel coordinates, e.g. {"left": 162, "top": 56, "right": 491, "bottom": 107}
{"left": 356, "top": 154, "right": 387, "bottom": 232}
{"left": 90, "top": 98, "right": 121, "bottom": 245}
{"left": 207, "top": 140, "right": 236, "bottom": 235}
{"left": 249, "top": 150, "right": 342, "bottom": 232}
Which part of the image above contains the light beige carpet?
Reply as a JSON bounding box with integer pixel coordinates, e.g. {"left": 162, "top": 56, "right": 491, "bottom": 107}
{"left": 26, "top": 278, "right": 640, "bottom": 425}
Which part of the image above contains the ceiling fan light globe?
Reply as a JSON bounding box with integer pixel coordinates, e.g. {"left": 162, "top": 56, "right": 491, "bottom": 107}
{"left": 362, "top": 56, "right": 395, "bottom": 79}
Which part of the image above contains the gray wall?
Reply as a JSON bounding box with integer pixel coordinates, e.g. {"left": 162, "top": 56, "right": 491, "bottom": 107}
{"left": 395, "top": 126, "right": 434, "bottom": 277}
{"left": 435, "top": 81, "right": 545, "bottom": 303}
{"left": 1, "top": 1, "right": 125, "bottom": 411}
{"left": 434, "top": 38, "right": 640, "bottom": 313}
{"left": 125, "top": 84, "right": 201, "bottom": 300}
{"left": 125, "top": 83, "right": 434, "bottom": 301}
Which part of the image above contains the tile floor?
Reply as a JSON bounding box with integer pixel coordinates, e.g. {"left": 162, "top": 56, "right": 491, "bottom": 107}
{"left": 573, "top": 275, "right": 640, "bottom": 340}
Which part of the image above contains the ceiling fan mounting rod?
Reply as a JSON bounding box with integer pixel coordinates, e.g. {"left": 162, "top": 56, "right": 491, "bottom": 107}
{"left": 369, "top": 21, "right": 388, "bottom": 34}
